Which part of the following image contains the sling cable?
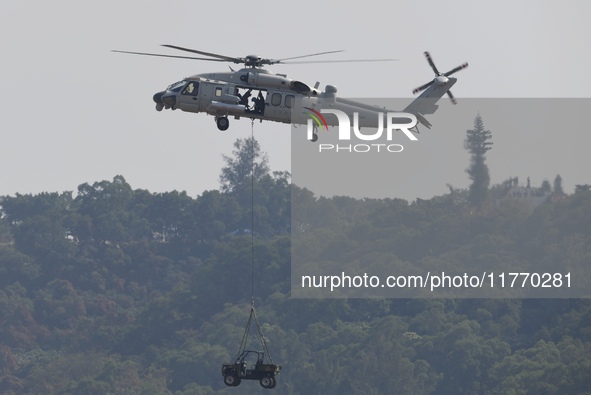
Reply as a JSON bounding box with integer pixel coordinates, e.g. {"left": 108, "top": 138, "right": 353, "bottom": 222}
{"left": 220, "top": 120, "right": 281, "bottom": 389}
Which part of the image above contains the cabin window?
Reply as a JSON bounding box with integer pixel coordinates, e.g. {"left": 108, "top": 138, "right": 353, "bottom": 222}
{"left": 285, "top": 94, "right": 295, "bottom": 108}
{"left": 271, "top": 93, "right": 282, "bottom": 106}
{"left": 215, "top": 87, "right": 223, "bottom": 97}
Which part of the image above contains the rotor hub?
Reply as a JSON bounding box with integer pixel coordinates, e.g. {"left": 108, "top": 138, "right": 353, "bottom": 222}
{"left": 434, "top": 75, "right": 449, "bottom": 85}
{"left": 245, "top": 55, "right": 262, "bottom": 67}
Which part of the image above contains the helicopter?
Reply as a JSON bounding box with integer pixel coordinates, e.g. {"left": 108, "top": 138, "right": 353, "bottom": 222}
{"left": 112, "top": 46, "right": 468, "bottom": 141}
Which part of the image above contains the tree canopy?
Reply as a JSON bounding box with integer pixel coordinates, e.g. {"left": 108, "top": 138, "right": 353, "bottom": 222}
{"left": 0, "top": 137, "right": 590, "bottom": 394}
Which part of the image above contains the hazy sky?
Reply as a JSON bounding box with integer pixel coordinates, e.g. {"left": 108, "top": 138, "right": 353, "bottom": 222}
{"left": 1, "top": 0, "right": 590, "bottom": 200}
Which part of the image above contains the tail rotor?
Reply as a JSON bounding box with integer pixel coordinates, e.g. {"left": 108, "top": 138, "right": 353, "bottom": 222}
{"left": 412, "top": 51, "right": 468, "bottom": 104}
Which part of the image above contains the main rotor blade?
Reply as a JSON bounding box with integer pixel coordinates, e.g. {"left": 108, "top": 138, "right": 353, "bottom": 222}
{"left": 161, "top": 45, "right": 241, "bottom": 63}
{"left": 424, "top": 51, "right": 440, "bottom": 75}
{"left": 444, "top": 62, "right": 469, "bottom": 76}
{"left": 281, "top": 58, "right": 398, "bottom": 64}
{"left": 276, "top": 50, "right": 345, "bottom": 62}
{"left": 413, "top": 80, "right": 434, "bottom": 94}
{"left": 111, "top": 50, "right": 227, "bottom": 62}
{"left": 447, "top": 90, "right": 457, "bottom": 104}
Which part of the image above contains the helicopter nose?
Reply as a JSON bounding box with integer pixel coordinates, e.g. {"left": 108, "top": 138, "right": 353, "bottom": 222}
{"left": 153, "top": 91, "right": 166, "bottom": 104}
{"left": 153, "top": 91, "right": 176, "bottom": 109}
{"left": 161, "top": 94, "right": 176, "bottom": 108}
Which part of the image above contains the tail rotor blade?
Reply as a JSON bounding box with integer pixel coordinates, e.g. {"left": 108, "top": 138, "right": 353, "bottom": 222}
{"left": 447, "top": 90, "right": 457, "bottom": 104}
{"left": 424, "top": 51, "right": 440, "bottom": 75}
{"left": 444, "top": 62, "right": 469, "bottom": 77}
{"left": 413, "top": 80, "right": 434, "bottom": 94}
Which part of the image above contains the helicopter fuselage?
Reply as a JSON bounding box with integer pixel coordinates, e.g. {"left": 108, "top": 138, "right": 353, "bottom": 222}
{"left": 152, "top": 66, "right": 457, "bottom": 140}
{"left": 153, "top": 68, "right": 321, "bottom": 126}
{"left": 114, "top": 47, "right": 467, "bottom": 139}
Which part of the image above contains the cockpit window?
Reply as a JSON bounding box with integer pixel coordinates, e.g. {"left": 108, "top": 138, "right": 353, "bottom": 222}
{"left": 167, "top": 81, "right": 187, "bottom": 92}
{"left": 182, "top": 82, "right": 199, "bottom": 96}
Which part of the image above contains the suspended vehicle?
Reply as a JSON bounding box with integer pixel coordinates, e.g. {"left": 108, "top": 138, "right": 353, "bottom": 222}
{"left": 221, "top": 349, "right": 280, "bottom": 389}
{"left": 112, "top": 46, "right": 468, "bottom": 141}
{"left": 221, "top": 306, "right": 281, "bottom": 389}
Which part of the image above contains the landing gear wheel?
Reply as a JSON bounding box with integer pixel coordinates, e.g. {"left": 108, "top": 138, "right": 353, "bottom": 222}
{"left": 260, "top": 376, "right": 274, "bottom": 389}
{"left": 310, "top": 133, "right": 318, "bottom": 142}
{"left": 216, "top": 116, "right": 229, "bottom": 131}
{"left": 224, "top": 374, "right": 240, "bottom": 387}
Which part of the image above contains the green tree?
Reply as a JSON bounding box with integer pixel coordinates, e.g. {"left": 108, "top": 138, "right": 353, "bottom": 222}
{"left": 74, "top": 175, "right": 150, "bottom": 244}
{"left": 541, "top": 179, "right": 552, "bottom": 194}
{"left": 0, "top": 191, "right": 72, "bottom": 226}
{"left": 553, "top": 174, "right": 564, "bottom": 194}
{"left": 465, "top": 114, "right": 493, "bottom": 207}
{"left": 219, "top": 137, "right": 270, "bottom": 194}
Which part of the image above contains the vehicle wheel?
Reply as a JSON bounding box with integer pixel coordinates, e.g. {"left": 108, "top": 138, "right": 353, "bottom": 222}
{"left": 269, "top": 377, "right": 276, "bottom": 389}
{"left": 216, "top": 116, "right": 229, "bottom": 131}
{"left": 310, "top": 133, "right": 318, "bottom": 142}
{"left": 224, "top": 374, "right": 240, "bottom": 387}
{"left": 260, "top": 376, "right": 273, "bottom": 388}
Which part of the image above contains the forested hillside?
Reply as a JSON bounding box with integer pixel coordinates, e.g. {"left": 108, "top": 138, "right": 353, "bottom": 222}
{"left": 1, "top": 141, "right": 591, "bottom": 394}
